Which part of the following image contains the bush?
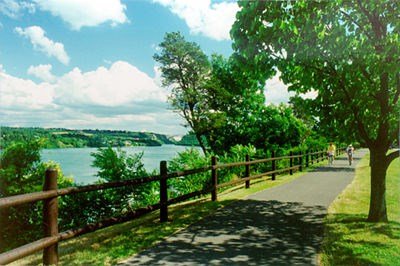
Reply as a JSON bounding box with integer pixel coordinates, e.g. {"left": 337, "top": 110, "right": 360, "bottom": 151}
{"left": 167, "top": 148, "right": 211, "bottom": 198}
{"left": 0, "top": 140, "right": 73, "bottom": 252}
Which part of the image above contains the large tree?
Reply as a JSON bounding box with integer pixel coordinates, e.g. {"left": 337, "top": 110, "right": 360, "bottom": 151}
{"left": 154, "top": 32, "right": 210, "bottom": 154}
{"left": 231, "top": 0, "right": 399, "bottom": 222}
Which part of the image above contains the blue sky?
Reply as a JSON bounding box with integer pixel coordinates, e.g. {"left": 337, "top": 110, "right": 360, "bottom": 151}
{"left": 0, "top": 0, "right": 294, "bottom": 136}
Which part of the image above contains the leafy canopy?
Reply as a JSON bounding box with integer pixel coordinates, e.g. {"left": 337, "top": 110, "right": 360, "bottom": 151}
{"left": 231, "top": 0, "right": 399, "bottom": 222}
{"left": 231, "top": 0, "right": 399, "bottom": 147}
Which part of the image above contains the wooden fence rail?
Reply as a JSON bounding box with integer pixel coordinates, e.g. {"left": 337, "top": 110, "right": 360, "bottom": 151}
{"left": 0, "top": 148, "right": 344, "bottom": 265}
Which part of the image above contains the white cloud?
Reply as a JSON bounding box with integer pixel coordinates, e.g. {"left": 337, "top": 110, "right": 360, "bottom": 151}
{"left": 0, "top": 62, "right": 187, "bottom": 135}
{"left": 34, "top": 0, "right": 128, "bottom": 30}
{"left": 264, "top": 72, "right": 294, "bottom": 105}
{"left": 264, "top": 71, "right": 318, "bottom": 104}
{"left": 153, "top": 0, "right": 239, "bottom": 41}
{"left": 0, "top": 67, "right": 55, "bottom": 110}
{"left": 15, "top": 26, "right": 70, "bottom": 65}
{"left": 55, "top": 61, "right": 166, "bottom": 107}
{"left": 0, "top": 0, "right": 35, "bottom": 18}
{"left": 28, "top": 64, "right": 56, "bottom": 83}
{"left": 300, "top": 90, "right": 318, "bottom": 100}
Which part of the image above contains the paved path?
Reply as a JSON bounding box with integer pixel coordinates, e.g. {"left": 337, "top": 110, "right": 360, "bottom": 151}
{"left": 119, "top": 149, "right": 368, "bottom": 266}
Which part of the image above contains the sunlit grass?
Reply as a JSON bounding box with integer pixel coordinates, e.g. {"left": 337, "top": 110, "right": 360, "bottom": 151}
{"left": 320, "top": 152, "right": 400, "bottom": 265}
{"left": 12, "top": 162, "right": 316, "bottom": 265}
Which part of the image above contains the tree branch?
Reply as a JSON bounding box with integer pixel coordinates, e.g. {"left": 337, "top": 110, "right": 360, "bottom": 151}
{"left": 356, "top": 0, "right": 385, "bottom": 40}
{"left": 339, "top": 9, "right": 373, "bottom": 41}
{"left": 386, "top": 150, "right": 400, "bottom": 168}
{"left": 325, "top": 64, "right": 373, "bottom": 146}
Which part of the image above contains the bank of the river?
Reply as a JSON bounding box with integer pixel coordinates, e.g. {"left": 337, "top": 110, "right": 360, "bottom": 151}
{"left": 0, "top": 127, "right": 200, "bottom": 149}
{"left": 41, "top": 145, "right": 200, "bottom": 184}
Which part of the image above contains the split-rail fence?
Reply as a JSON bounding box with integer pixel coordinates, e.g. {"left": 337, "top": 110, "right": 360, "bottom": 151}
{"left": 0, "top": 148, "right": 344, "bottom": 265}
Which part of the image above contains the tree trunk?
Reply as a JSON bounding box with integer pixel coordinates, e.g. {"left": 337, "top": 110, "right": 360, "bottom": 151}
{"left": 195, "top": 133, "right": 207, "bottom": 155}
{"left": 367, "top": 147, "right": 388, "bottom": 222}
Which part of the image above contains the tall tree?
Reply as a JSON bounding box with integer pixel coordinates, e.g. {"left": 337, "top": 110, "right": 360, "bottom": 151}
{"left": 231, "top": 0, "right": 399, "bottom": 222}
{"left": 202, "top": 54, "right": 265, "bottom": 153}
{"left": 154, "top": 32, "right": 210, "bottom": 154}
{"left": 204, "top": 54, "right": 306, "bottom": 153}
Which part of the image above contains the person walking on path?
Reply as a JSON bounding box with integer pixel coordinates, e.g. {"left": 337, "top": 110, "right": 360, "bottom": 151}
{"left": 346, "top": 144, "right": 355, "bottom": 165}
{"left": 119, "top": 149, "right": 368, "bottom": 266}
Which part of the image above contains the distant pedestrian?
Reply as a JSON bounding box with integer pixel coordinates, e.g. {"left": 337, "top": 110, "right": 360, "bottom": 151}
{"left": 346, "top": 144, "right": 355, "bottom": 165}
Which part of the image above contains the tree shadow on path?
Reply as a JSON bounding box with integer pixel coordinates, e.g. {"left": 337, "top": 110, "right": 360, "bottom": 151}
{"left": 121, "top": 199, "right": 326, "bottom": 265}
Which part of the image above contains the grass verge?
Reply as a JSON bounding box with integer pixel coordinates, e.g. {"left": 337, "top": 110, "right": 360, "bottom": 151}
{"left": 12, "top": 162, "right": 323, "bottom": 265}
{"left": 319, "top": 153, "right": 400, "bottom": 265}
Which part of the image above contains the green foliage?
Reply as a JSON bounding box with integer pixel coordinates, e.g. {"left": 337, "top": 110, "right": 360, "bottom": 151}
{"left": 0, "top": 127, "right": 175, "bottom": 149}
{"left": 200, "top": 54, "right": 265, "bottom": 154}
{"left": 91, "top": 147, "right": 147, "bottom": 182}
{"left": 231, "top": 0, "right": 399, "bottom": 222}
{"left": 154, "top": 31, "right": 318, "bottom": 157}
{"left": 217, "top": 144, "right": 257, "bottom": 183}
{"left": 232, "top": 0, "right": 399, "bottom": 146}
{"left": 167, "top": 148, "right": 211, "bottom": 198}
{"left": 0, "top": 139, "right": 43, "bottom": 196}
{"left": 60, "top": 148, "right": 159, "bottom": 231}
{"left": 176, "top": 134, "right": 200, "bottom": 146}
{"left": 154, "top": 32, "right": 210, "bottom": 154}
{"left": 0, "top": 140, "right": 73, "bottom": 252}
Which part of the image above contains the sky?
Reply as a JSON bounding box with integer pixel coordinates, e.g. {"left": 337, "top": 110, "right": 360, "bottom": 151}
{"left": 0, "top": 0, "right": 294, "bottom": 136}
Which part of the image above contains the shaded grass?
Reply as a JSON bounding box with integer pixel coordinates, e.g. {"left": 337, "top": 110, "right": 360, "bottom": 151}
{"left": 12, "top": 162, "right": 317, "bottom": 265}
{"left": 320, "top": 152, "right": 400, "bottom": 265}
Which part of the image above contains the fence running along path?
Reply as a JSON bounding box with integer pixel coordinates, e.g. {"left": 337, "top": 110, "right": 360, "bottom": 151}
{"left": 0, "top": 148, "right": 345, "bottom": 265}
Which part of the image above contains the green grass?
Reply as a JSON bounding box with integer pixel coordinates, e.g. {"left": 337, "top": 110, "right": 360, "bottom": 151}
{"left": 12, "top": 164, "right": 314, "bottom": 265}
{"left": 320, "top": 153, "right": 400, "bottom": 265}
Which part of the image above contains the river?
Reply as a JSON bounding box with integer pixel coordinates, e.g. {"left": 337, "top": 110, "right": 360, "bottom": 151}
{"left": 41, "top": 145, "right": 199, "bottom": 185}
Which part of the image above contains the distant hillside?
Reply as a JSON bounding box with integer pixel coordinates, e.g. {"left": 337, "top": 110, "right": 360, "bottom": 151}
{"left": 0, "top": 127, "right": 181, "bottom": 149}
{"left": 175, "top": 134, "right": 201, "bottom": 146}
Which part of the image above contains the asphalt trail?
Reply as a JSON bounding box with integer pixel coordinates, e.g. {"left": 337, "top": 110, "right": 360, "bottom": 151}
{"left": 119, "top": 149, "right": 368, "bottom": 265}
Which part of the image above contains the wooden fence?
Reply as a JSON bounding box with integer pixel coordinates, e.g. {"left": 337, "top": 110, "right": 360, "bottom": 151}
{"left": 0, "top": 148, "right": 344, "bottom": 265}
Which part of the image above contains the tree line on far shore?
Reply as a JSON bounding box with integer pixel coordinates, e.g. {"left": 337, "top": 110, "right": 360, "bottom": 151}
{"left": 0, "top": 127, "right": 199, "bottom": 149}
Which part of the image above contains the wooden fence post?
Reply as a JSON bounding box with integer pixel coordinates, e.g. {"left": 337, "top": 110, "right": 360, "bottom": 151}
{"left": 160, "top": 161, "right": 168, "bottom": 222}
{"left": 272, "top": 151, "right": 276, "bottom": 181}
{"left": 43, "top": 168, "right": 58, "bottom": 266}
{"left": 306, "top": 150, "right": 309, "bottom": 168}
{"left": 211, "top": 156, "right": 218, "bottom": 201}
{"left": 290, "top": 151, "right": 293, "bottom": 175}
{"left": 299, "top": 151, "right": 303, "bottom": 172}
{"left": 310, "top": 150, "right": 313, "bottom": 165}
{"left": 245, "top": 154, "right": 250, "bottom": 189}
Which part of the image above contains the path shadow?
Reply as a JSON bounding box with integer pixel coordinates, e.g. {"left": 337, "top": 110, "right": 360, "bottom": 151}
{"left": 312, "top": 156, "right": 360, "bottom": 173}
{"left": 316, "top": 166, "right": 355, "bottom": 173}
{"left": 121, "top": 199, "right": 326, "bottom": 265}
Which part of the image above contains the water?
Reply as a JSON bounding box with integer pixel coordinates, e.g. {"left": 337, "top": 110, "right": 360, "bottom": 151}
{"left": 41, "top": 145, "right": 199, "bottom": 184}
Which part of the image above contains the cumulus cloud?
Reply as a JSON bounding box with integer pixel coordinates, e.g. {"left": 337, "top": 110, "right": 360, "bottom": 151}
{"left": 28, "top": 64, "right": 56, "bottom": 83}
{"left": 15, "top": 26, "right": 70, "bottom": 65}
{"left": 55, "top": 61, "right": 166, "bottom": 107}
{"left": 264, "top": 72, "right": 294, "bottom": 105}
{"left": 153, "top": 0, "right": 239, "bottom": 41}
{"left": 34, "top": 0, "right": 128, "bottom": 30}
{"left": 0, "top": 0, "right": 35, "bottom": 18}
{"left": 0, "top": 61, "right": 187, "bottom": 135}
{"left": 0, "top": 67, "right": 55, "bottom": 110}
{"left": 264, "top": 71, "right": 318, "bottom": 104}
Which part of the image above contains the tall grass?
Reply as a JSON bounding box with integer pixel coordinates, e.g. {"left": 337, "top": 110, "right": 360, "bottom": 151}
{"left": 320, "top": 153, "right": 400, "bottom": 265}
